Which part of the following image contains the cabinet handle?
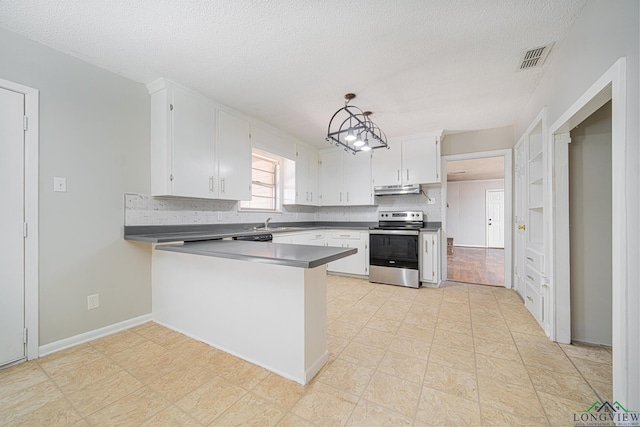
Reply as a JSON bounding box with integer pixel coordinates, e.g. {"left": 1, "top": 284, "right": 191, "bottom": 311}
{"left": 221, "top": 178, "right": 226, "bottom": 193}
{"left": 518, "top": 225, "right": 526, "bottom": 230}
{"left": 527, "top": 296, "right": 533, "bottom": 302}
{"left": 406, "top": 170, "right": 409, "bottom": 181}
{"left": 340, "top": 192, "right": 342, "bottom": 202}
{"left": 340, "top": 234, "right": 349, "bottom": 238}
{"left": 397, "top": 170, "right": 400, "bottom": 181}
{"left": 310, "top": 192, "right": 313, "bottom": 202}
{"left": 209, "top": 176, "right": 214, "bottom": 192}
{"left": 526, "top": 256, "right": 534, "bottom": 261}
{"left": 347, "top": 192, "right": 349, "bottom": 203}
{"left": 306, "top": 191, "right": 309, "bottom": 201}
{"left": 527, "top": 275, "right": 534, "bottom": 281}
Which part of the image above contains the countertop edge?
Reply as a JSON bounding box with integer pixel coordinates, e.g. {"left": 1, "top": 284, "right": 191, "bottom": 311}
{"left": 156, "top": 241, "right": 358, "bottom": 269}
{"left": 124, "top": 221, "right": 441, "bottom": 243}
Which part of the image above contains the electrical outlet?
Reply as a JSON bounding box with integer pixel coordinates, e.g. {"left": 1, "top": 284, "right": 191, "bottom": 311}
{"left": 87, "top": 294, "right": 99, "bottom": 310}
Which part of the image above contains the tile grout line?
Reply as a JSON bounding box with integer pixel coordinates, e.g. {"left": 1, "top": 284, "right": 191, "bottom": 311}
{"left": 557, "top": 343, "right": 610, "bottom": 403}
{"left": 494, "top": 289, "right": 552, "bottom": 426}
{"left": 342, "top": 280, "right": 413, "bottom": 425}
{"left": 409, "top": 286, "right": 442, "bottom": 426}
{"left": 468, "top": 283, "right": 485, "bottom": 425}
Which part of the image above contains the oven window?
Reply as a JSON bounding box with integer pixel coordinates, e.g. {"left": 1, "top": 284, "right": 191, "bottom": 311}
{"left": 369, "top": 234, "right": 419, "bottom": 269}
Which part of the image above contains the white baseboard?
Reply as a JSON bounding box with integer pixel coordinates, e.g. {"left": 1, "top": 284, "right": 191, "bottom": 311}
{"left": 38, "top": 313, "right": 153, "bottom": 357}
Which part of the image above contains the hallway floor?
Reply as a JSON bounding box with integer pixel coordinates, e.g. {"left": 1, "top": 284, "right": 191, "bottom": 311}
{"left": 1, "top": 276, "right": 611, "bottom": 426}
{"left": 447, "top": 246, "right": 505, "bottom": 287}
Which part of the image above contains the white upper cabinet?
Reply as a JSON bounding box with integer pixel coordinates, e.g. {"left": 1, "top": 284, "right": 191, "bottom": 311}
{"left": 285, "top": 144, "right": 319, "bottom": 206}
{"left": 343, "top": 151, "right": 373, "bottom": 205}
{"left": 371, "top": 143, "right": 402, "bottom": 186}
{"left": 218, "top": 110, "right": 251, "bottom": 201}
{"left": 372, "top": 134, "right": 442, "bottom": 187}
{"left": 319, "top": 150, "right": 344, "bottom": 205}
{"left": 150, "top": 81, "right": 216, "bottom": 199}
{"left": 402, "top": 137, "right": 440, "bottom": 184}
{"left": 148, "top": 79, "right": 251, "bottom": 200}
{"left": 319, "top": 149, "right": 373, "bottom": 206}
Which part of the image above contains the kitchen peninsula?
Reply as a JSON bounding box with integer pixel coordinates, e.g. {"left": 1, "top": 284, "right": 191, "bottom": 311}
{"left": 128, "top": 229, "right": 356, "bottom": 385}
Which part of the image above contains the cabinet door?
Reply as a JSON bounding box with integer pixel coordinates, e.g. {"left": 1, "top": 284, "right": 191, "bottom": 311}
{"left": 171, "top": 88, "right": 216, "bottom": 198}
{"left": 307, "top": 149, "right": 319, "bottom": 205}
{"left": 371, "top": 144, "right": 401, "bottom": 187}
{"left": 295, "top": 145, "right": 310, "bottom": 204}
{"left": 327, "top": 237, "right": 367, "bottom": 275}
{"left": 421, "top": 233, "right": 437, "bottom": 283}
{"left": 319, "top": 150, "right": 344, "bottom": 205}
{"left": 218, "top": 110, "right": 252, "bottom": 200}
{"left": 402, "top": 137, "right": 439, "bottom": 184}
{"left": 343, "top": 152, "right": 372, "bottom": 205}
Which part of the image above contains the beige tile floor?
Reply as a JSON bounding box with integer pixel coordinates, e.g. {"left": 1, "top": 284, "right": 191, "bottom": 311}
{"left": 1, "top": 277, "right": 612, "bottom": 426}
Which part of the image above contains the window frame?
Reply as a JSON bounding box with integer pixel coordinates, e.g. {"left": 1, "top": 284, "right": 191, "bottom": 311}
{"left": 239, "top": 149, "right": 281, "bottom": 212}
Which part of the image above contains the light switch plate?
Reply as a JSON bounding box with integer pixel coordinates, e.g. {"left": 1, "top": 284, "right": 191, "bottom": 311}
{"left": 54, "top": 177, "right": 67, "bottom": 192}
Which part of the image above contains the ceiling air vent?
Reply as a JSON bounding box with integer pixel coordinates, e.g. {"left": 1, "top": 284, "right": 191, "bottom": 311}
{"left": 518, "top": 43, "right": 554, "bottom": 70}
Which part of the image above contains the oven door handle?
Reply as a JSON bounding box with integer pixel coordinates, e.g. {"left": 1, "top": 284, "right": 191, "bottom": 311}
{"left": 369, "top": 229, "right": 420, "bottom": 236}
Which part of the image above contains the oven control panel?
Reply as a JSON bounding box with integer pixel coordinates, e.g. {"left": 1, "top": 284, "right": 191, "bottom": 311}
{"left": 378, "top": 211, "right": 424, "bottom": 221}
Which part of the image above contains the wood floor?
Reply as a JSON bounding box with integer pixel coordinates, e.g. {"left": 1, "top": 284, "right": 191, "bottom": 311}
{"left": 447, "top": 246, "right": 505, "bottom": 287}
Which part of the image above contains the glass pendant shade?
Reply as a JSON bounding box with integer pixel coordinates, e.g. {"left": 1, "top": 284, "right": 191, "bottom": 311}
{"left": 345, "top": 128, "right": 356, "bottom": 141}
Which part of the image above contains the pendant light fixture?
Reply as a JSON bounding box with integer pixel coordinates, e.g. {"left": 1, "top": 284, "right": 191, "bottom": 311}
{"left": 326, "top": 93, "right": 388, "bottom": 154}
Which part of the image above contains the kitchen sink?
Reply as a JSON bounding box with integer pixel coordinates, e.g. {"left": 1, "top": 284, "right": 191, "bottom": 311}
{"left": 252, "top": 226, "right": 300, "bottom": 231}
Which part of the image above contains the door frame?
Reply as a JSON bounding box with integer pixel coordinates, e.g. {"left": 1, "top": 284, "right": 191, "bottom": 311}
{"left": 441, "top": 149, "right": 513, "bottom": 288}
{"left": 548, "top": 58, "right": 626, "bottom": 405}
{"left": 0, "top": 78, "right": 39, "bottom": 361}
{"left": 485, "top": 189, "right": 505, "bottom": 248}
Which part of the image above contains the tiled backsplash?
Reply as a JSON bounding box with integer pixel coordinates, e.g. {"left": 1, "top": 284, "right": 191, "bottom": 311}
{"left": 124, "top": 185, "right": 441, "bottom": 226}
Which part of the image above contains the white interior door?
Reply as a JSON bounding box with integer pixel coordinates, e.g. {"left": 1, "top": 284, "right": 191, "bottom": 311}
{"left": 486, "top": 189, "right": 505, "bottom": 248}
{"left": 0, "top": 87, "right": 26, "bottom": 366}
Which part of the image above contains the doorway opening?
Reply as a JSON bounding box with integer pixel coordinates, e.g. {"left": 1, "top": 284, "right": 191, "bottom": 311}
{"left": 445, "top": 155, "right": 506, "bottom": 287}
{"left": 549, "top": 58, "right": 626, "bottom": 405}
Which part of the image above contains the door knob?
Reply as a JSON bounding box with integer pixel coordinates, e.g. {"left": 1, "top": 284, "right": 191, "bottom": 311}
{"left": 518, "top": 225, "right": 526, "bottom": 230}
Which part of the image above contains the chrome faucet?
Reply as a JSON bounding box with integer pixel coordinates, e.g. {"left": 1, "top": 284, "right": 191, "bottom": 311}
{"left": 264, "top": 217, "right": 272, "bottom": 229}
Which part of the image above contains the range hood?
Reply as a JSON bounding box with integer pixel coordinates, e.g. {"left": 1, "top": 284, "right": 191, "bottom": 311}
{"left": 374, "top": 184, "right": 420, "bottom": 196}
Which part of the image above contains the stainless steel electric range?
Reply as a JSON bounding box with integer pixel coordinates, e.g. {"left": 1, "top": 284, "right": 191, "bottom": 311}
{"left": 369, "top": 211, "right": 424, "bottom": 288}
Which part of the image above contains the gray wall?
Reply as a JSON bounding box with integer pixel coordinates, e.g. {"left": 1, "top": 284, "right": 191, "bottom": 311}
{"left": 447, "top": 180, "right": 505, "bottom": 247}
{"left": 570, "top": 102, "right": 612, "bottom": 345}
{"left": 514, "top": 0, "right": 639, "bottom": 404}
{"left": 0, "top": 27, "right": 152, "bottom": 345}
{"left": 442, "top": 126, "right": 514, "bottom": 156}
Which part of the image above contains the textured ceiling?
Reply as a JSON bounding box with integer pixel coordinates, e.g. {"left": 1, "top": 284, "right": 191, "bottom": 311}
{"left": 447, "top": 157, "right": 505, "bottom": 182}
{"left": 0, "top": 0, "right": 586, "bottom": 148}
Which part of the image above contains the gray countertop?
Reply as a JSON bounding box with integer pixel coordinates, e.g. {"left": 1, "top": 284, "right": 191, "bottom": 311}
{"left": 156, "top": 240, "right": 357, "bottom": 269}
{"left": 124, "top": 221, "right": 441, "bottom": 242}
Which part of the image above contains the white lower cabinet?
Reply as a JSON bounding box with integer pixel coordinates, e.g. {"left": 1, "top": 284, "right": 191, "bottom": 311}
{"left": 273, "top": 229, "right": 369, "bottom": 276}
{"left": 525, "top": 248, "right": 546, "bottom": 325}
{"left": 420, "top": 231, "right": 440, "bottom": 285}
{"left": 326, "top": 231, "right": 369, "bottom": 276}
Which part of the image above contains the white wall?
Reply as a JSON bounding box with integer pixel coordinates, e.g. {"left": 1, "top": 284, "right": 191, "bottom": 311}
{"left": 447, "top": 180, "right": 504, "bottom": 247}
{"left": 442, "top": 126, "right": 514, "bottom": 156}
{"left": 570, "top": 102, "right": 612, "bottom": 346}
{"left": 0, "top": 27, "right": 151, "bottom": 346}
{"left": 514, "top": 0, "right": 639, "bottom": 407}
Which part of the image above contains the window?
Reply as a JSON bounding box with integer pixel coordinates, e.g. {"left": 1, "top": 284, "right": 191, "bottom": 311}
{"left": 240, "top": 149, "right": 280, "bottom": 211}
